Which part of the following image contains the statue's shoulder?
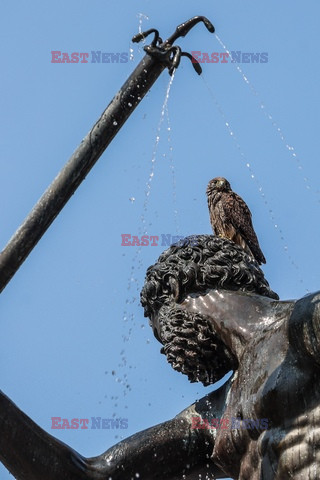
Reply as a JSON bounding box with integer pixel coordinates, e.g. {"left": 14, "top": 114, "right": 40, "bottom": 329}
{"left": 289, "top": 291, "right": 320, "bottom": 364}
{"left": 294, "top": 291, "right": 320, "bottom": 315}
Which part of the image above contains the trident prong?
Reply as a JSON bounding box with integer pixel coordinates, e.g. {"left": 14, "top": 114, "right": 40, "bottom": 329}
{"left": 132, "top": 15, "right": 214, "bottom": 76}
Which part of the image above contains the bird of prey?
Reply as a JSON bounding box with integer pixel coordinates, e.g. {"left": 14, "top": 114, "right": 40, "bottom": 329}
{"left": 206, "top": 177, "right": 266, "bottom": 264}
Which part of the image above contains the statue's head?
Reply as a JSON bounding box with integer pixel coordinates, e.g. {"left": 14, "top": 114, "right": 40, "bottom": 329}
{"left": 141, "top": 235, "right": 278, "bottom": 386}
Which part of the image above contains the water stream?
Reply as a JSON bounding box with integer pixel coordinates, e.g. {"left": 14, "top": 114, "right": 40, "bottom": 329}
{"left": 215, "top": 33, "right": 315, "bottom": 200}
{"left": 108, "top": 72, "right": 177, "bottom": 420}
{"left": 201, "top": 74, "right": 305, "bottom": 287}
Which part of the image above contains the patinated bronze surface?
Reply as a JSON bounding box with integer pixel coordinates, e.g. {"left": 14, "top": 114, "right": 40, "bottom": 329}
{"left": 1, "top": 235, "right": 320, "bottom": 479}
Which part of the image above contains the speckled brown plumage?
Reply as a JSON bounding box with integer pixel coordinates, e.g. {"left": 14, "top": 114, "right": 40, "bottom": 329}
{"left": 206, "top": 177, "right": 266, "bottom": 264}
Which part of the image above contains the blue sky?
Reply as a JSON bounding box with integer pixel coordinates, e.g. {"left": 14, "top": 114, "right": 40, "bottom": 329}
{"left": 1, "top": 1, "right": 320, "bottom": 479}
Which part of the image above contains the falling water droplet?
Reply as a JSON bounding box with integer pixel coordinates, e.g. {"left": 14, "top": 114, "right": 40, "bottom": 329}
{"left": 216, "top": 34, "right": 316, "bottom": 200}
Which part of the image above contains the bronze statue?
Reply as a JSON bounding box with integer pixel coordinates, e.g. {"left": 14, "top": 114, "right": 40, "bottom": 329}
{"left": 1, "top": 235, "right": 320, "bottom": 479}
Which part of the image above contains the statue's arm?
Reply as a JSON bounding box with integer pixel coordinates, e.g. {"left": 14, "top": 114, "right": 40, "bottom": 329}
{"left": 88, "top": 379, "right": 231, "bottom": 479}
{"left": 0, "top": 381, "right": 230, "bottom": 480}
{"left": 0, "top": 390, "right": 89, "bottom": 480}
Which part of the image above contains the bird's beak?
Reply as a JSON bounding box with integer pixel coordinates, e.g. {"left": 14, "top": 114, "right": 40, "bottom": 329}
{"left": 206, "top": 184, "right": 214, "bottom": 194}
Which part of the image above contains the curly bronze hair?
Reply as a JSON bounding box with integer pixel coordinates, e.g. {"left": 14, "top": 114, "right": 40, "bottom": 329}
{"left": 140, "top": 235, "right": 278, "bottom": 386}
{"left": 141, "top": 235, "right": 278, "bottom": 318}
{"left": 157, "top": 303, "right": 238, "bottom": 385}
